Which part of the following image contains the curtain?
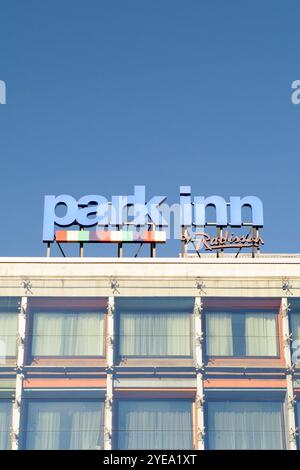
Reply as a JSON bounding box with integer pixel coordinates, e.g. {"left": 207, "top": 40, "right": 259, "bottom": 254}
{"left": 32, "top": 311, "right": 104, "bottom": 356}
{"left": 206, "top": 313, "right": 233, "bottom": 356}
{"left": 245, "top": 313, "right": 277, "bottom": 356}
{"left": 0, "top": 313, "right": 18, "bottom": 360}
{"left": 26, "top": 401, "right": 103, "bottom": 450}
{"left": 119, "top": 312, "right": 191, "bottom": 356}
{"left": 0, "top": 401, "right": 11, "bottom": 450}
{"left": 291, "top": 314, "right": 300, "bottom": 341}
{"left": 69, "top": 402, "right": 103, "bottom": 449}
{"left": 26, "top": 402, "right": 61, "bottom": 449}
{"left": 118, "top": 401, "right": 193, "bottom": 450}
{"left": 207, "top": 401, "right": 285, "bottom": 449}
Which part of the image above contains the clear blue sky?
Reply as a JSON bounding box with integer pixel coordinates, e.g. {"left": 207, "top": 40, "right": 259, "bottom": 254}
{"left": 0, "top": 1, "right": 299, "bottom": 257}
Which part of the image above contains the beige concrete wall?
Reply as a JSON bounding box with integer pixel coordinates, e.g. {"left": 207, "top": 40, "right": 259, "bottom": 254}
{"left": 0, "top": 256, "right": 299, "bottom": 297}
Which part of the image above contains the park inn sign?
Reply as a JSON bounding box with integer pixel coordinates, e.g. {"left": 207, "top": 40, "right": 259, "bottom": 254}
{"left": 42, "top": 186, "right": 264, "bottom": 254}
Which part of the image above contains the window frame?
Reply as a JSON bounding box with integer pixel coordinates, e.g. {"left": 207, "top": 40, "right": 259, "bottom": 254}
{"left": 115, "top": 297, "right": 195, "bottom": 362}
{"left": 25, "top": 297, "right": 108, "bottom": 365}
{"left": 21, "top": 397, "right": 105, "bottom": 450}
{"left": 204, "top": 308, "right": 280, "bottom": 359}
{"left": 114, "top": 397, "right": 195, "bottom": 450}
{"left": 205, "top": 393, "right": 287, "bottom": 450}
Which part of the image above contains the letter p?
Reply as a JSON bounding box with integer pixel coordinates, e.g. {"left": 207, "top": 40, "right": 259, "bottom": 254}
{"left": 43, "top": 195, "right": 78, "bottom": 241}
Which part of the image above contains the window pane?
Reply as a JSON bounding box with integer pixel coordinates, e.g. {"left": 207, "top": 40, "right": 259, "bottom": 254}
{"left": 32, "top": 311, "right": 104, "bottom": 356}
{"left": 206, "top": 313, "right": 233, "bottom": 356}
{"left": 119, "top": 312, "right": 191, "bottom": 356}
{"left": 205, "top": 311, "right": 278, "bottom": 357}
{"left": 0, "top": 313, "right": 18, "bottom": 360}
{"left": 245, "top": 313, "right": 277, "bottom": 356}
{"left": 117, "top": 297, "right": 193, "bottom": 358}
{"left": 25, "top": 401, "right": 104, "bottom": 449}
{"left": 0, "top": 401, "right": 12, "bottom": 449}
{"left": 207, "top": 401, "right": 285, "bottom": 449}
{"left": 117, "top": 400, "right": 193, "bottom": 449}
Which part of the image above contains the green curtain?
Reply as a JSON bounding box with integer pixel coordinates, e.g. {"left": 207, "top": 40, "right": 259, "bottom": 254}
{"left": 0, "top": 401, "right": 11, "bottom": 450}
{"left": 117, "top": 400, "right": 193, "bottom": 449}
{"left": 26, "top": 401, "right": 103, "bottom": 450}
{"left": 205, "top": 313, "right": 233, "bottom": 356}
{"left": 119, "top": 312, "right": 191, "bottom": 356}
{"left": 207, "top": 401, "right": 285, "bottom": 449}
{"left": 245, "top": 313, "right": 277, "bottom": 356}
{"left": 32, "top": 311, "right": 104, "bottom": 356}
{"left": 0, "top": 312, "right": 18, "bottom": 360}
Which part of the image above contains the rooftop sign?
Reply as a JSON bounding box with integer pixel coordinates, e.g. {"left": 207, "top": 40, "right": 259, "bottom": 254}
{"left": 42, "top": 186, "right": 264, "bottom": 257}
{"left": 43, "top": 186, "right": 264, "bottom": 242}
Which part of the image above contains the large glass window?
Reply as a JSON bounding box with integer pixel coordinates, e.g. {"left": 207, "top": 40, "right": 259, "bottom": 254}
{"left": 207, "top": 400, "right": 285, "bottom": 449}
{"left": 31, "top": 310, "right": 104, "bottom": 357}
{"left": 0, "top": 298, "right": 19, "bottom": 363}
{"left": 117, "top": 400, "right": 193, "bottom": 449}
{"left": 24, "top": 400, "right": 104, "bottom": 449}
{"left": 205, "top": 311, "right": 278, "bottom": 357}
{"left": 296, "top": 402, "right": 300, "bottom": 449}
{"left": 0, "top": 400, "right": 12, "bottom": 449}
{"left": 117, "top": 298, "right": 194, "bottom": 357}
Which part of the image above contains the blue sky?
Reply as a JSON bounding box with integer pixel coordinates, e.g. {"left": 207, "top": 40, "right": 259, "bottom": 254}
{"left": 0, "top": 1, "right": 299, "bottom": 257}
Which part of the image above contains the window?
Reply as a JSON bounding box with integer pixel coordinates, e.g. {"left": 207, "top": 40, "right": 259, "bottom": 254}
{"left": 117, "top": 298, "right": 194, "bottom": 357}
{"left": 205, "top": 310, "right": 278, "bottom": 357}
{"left": 31, "top": 310, "right": 104, "bottom": 357}
{"left": 296, "top": 402, "right": 300, "bottom": 449}
{"left": 0, "top": 400, "right": 12, "bottom": 449}
{"left": 206, "top": 400, "right": 285, "bottom": 449}
{"left": 0, "top": 297, "right": 19, "bottom": 363}
{"left": 117, "top": 400, "right": 193, "bottom": 449}
{"left": 290, "top": 306, "right": 300, "bottom": 366}
{"left": 24, "top": 400, "right": 104, "bottom": 450}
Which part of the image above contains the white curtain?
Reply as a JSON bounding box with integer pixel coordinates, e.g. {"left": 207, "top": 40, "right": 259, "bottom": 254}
{"left": 70, "top": 402, "right": 103, "bottom": 449}
{"left": 26, "top": 402, "right": 61, "bottom": 449}
{"left": 118, "top": 400, "right": 193, "bottom": 449}
{"left": 26, "top": 401, "right": 103, "bottom": 450}
{"left": 119, "top": 312, "right": 191, "bottom": 356}
{"left": 207, "top": 401, "right": 285, "bottom": 449}
{"left": 291, "top": 314, "right": 300, "bottom": 340}
{"left": 0, "top": 401, "right": 11, "bottom": 449}
{"left": 206, "top": 313, "right": 233, "bottom": 356}
{"left": 0, "top": 313, "right": 17, "bottom": 360}
{"left": 32, "top": 311, "right": 104, "bottom": 356}
{"left": 245, "top": 313, "right": 277, "bottom": 356}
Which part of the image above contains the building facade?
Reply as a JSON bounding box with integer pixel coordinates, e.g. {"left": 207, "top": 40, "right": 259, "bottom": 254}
{"left": 0, "top": 254, "right": 300, "bottom": 450}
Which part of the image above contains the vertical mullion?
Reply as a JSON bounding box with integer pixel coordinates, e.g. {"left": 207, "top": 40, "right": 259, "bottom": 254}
{"left": 11, "top": 297, "right": 27, "bottom": 450}
{"left": 104, "top": 296, "right": 114, "bottom": 450}
{"left": 282, "top": 297, "right": 297, "bottom": 450}
{"left": 194, "top": 296, "right": 205, "bottom": 450}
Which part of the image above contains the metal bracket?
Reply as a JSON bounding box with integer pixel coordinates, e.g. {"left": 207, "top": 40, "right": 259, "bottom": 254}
{"left": 196, "top": 394, "right": 205, "bottom": 408}
{"left": 20, "top": 279, "right": 33, "bottom": 295}
{"left": 195, "top": 363, "right": 205, "bottom": 373}
{"left": 286, "top": 363, "right": 296, "bottom": 375}
{"left": 284, "top": 333, "right": 293, "bottom": 347}
{"left": 110, "top": 279, "right": 120, "bottom": 295}
{"left": 195, "top": 280, "right": 206, "bottom": 295}
{"left": 289, "top": 427, "right": 299, "bottom": 441}
{"left": 282, "top": 279, "right": 293, "bottom": 296}
{"left": 197, "top": 427, "right": 205, "bottom": 442}
{"left": 196, "top": 332, "right": 204, "bottom": 344}
{"left": 288, "top": 394, "right": 297, "bottom": 408}
{"left": 104, "top": 427, "right": 112, "bottom": 439}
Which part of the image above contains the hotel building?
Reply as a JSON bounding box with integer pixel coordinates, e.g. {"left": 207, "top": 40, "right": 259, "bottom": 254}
{"left": 0, "top": 254, "right": 300, "bottom": 450}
